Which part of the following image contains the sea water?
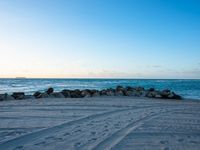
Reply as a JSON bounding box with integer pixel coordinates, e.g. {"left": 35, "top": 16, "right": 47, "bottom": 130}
{"left": 0, "top": 79, "right": 200, "bottom": 100}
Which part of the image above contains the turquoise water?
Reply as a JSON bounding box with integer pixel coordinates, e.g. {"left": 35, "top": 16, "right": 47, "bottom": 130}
{"left": 0, "top": 79, "right": 200, "bottom": 100}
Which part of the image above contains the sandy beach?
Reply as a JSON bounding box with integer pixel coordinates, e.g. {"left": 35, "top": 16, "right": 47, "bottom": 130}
{"left": 0, "top": 97, "right": 200, "bottom": 150}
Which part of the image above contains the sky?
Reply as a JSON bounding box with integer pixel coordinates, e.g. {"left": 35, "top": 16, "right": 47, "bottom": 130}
{"left": 0, "top": 0, "right": 200, "bottom": 79}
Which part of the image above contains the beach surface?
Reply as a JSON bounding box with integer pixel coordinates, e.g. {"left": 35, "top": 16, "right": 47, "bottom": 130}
{"left": 0, "top": 97, "right": 200, "bottom": 150}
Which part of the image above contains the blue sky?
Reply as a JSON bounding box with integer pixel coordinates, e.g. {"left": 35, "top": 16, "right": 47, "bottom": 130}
{"left": 0, "top": 0, "right": 200, "bottom": 78}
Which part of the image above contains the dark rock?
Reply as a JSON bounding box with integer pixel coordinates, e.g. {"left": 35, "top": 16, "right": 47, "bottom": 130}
{"left": 70, "top": 89, "right": 82, "bottom": 98}
{"left": 46, "top": 87, "right": 54, "bottom": 95}
{"left": 116, "top": 86, "right": 124, "bottom": 92}
{"left": 160, "top": 89, "right": 171, "bottom": 98}
{"left": 0, "top": 93, "right": 15, "bottom": 101}
{"left": 90, "top": 90, "right": 100, "bottom": 97}
{"left": 115, "top": 90, "right": 124, "bottom": 96}
{"left": 148, "top": 88, "right": 155, "bottom": 92}
{"left": 61, "top": 90, "right": 71, "bottom": 98}
{"left": 33, "top": 91, "right": 42, "bottom": 98}
{"left": 126, "top": 86, "right": 134, "bottom": 91}
{"left": 12, "top": 92, "right": 25, "bottom": 100}
{"left": 134, "top": 87, "right": 145, "bottom": 91}
{"left": 81, "top": 89, "right": 91, "bottom": 98}
{"left": 100, "top": 90, "right": 107, "bottom": 96}
{"left": 168, "top": 92, "right": 182, "bottom": 100}
{"left": 105, "top": 88, "right": 115, "bottom": 96}
{"left": 39, "top": 93, "right": 49, "bottom": 98}
{"left": 124, "top": 90, "right": 134, "bottom": 96}
{"left": 146, "top": 91, "right": 157, "bottom": 98}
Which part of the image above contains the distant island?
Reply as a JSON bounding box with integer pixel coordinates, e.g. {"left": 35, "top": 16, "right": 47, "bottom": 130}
{"left": 15, "top": 77, "right": 26, "bottom": 79}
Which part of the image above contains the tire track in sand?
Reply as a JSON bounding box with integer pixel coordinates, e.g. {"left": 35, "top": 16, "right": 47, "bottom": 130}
{"left": 0, "top": 108, "right": 133, "bottom": 150}
{"left": 91, "top": 109, "right": 174, "bottom": 150}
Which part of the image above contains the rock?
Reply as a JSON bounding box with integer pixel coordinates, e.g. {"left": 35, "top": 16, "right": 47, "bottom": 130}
{"left": 6, "top": 95, "right": 15, "bottom": 100}
{"left": 33, "top": 91, "right": 42, "bottom": 98}
{"left": 0, "top": 93, "right": 14, "bottom": 101}
{"left": 92, "top": 90, "right": 100, "bottom": 97}
{"left": 81, "top": 89, "right": 91, "bottom": 98}
{"left": 124, "top": 90, "right": 134, "bottom": 96}
{"left": 51, "top": 92, "right": 65, "bottom": 98}
{"left": 100, "top": 90, "right": 107, "bottom": 96}
{"left": 12, "top": 92, "right": 25, "bottom": 100}
{"left": 116, "top": 86, "right": 125, "bottom": 92}
{"left": 61, "top": 90, "right": 71, "bottom": 98}
{"left": 105, "top": 89, "right": 115, "bottom": 96}
{"left": 115, "top": 90, "right": 124, "bottom": 96}
{"left": 133, "top": 90, "right": 142, "bottom": 97}
{"left": 168, "top": 92, "right": 182, "bottom": 100}
{"left": 134, "top": 87, "right": 145, "bottom": 91}
{"left": 39, "top": 93, "right": 49, "bottom": 98}
{"left": 160, "top": 89, "right": 171, "bottom": 98}
{"left": 46, "top": 87, "right": 54, "bottom": 95}
{"left": 70, "top": 89, "right": 82, "bottom": 98}
{"left": 126, "top": 86, "right": 134, "bottom": 91}
{"left": 146, "top": 91, "right": 157, "bottom": 98}
{"left": 148, "top": 88, "right": 155, "bottom": 92}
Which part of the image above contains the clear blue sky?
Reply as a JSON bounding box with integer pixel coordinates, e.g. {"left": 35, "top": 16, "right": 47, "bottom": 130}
{"left": 0, "top": 0, "right": 200, "bottom": 78}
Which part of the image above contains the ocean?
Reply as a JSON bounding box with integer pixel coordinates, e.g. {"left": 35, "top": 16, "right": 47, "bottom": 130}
{"left": 0, "top": 79, "right": 200, "bottom": 100}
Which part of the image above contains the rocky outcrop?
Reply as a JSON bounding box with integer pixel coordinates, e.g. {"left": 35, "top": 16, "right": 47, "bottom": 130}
{"left": 0, "top": 93, "right": 14, "bottom": 101}
{"left": 12, "top": 92, "right": 25, "bottom": 100}
{"left": 46, "top": 87, "right": 54, "bottom": 95}
{"left": 0, "top": 86, "right": 182, "bottom": 101}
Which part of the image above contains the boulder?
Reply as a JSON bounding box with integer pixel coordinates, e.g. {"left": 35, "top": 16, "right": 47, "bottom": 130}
{"left": 116, "top": 86, "right": 125, "bottom": 92}
{"left": 100, "top": 90, "right": 107, "bottom": 96}
{"left": 132, "top": 90, "right": 142, "bottom": 97}
{"left": 146, "top": 91, "right": 157, "bottom": 98}
{"left": 105, "top": 89, "right": 115, "bottom": 96}
{"left": 39, "top": 93, "right": 49, "bottom": 98}
{"left": 134, "top": 87, "right": 145, "bottom": 91}
{"left": 168, "top": 92, "right": 182, "bottom": 100}
{"left": 46, "top": 87, "right": 54, "bottom": 95}
{"left": 81, "top": 89, "right": 91, "bottom": 98}
{"left": 160, "top": 89, "right": 171, "bottom": 98}
{"left": 115, "top": 90, "right": 124, "bottom": 96}
{"left": 148, "top": 88, "right": 155, "bottom": 92}
{"left": 70, "top": 89, "right": 82, "bottom": 98}
{"left": 61, "top": 90, "right": 71, "bottom": 98}
{"left": 12, "top": 92, "right": 25, "bottom": 100}
{"left": 124, "top": 90, "right": 134, "bottom": 96}
{"left": 92, "top": 91, "right": 100, "bottom": 97}
{"left": 126, "top": 86, "right": 134, "bottom": 91}
{"left": 0, "top": 93, "right": 15, "bottom": 101}
{"left": 33, "top": 91, "right": 42, "bottom": 98}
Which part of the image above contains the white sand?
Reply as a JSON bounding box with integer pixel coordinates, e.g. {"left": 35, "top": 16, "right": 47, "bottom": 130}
{"left": 0, "top": 97, "right": 200, "bottom": 150}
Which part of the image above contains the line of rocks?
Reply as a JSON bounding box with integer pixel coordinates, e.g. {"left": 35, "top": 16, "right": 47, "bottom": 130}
{"left": 0, "top": 86, "right": 182, "bottom": 101}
